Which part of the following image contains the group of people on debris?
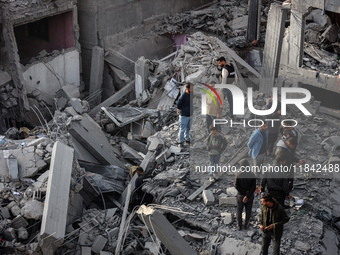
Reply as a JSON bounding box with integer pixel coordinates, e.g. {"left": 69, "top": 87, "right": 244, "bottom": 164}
{"left": 175, "top": 56, "right": 305, "bottom": 255}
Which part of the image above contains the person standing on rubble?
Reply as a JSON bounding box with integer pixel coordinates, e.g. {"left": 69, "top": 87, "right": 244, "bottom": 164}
{"left": 177, "top": 82, "right": 194, "bottom": 148}
{"left": 260, "top": 193, "right": 289, "bottom": 255}
{"left": 217, "top": 56, "right": 236, "bottom": 116}
{"left": 275, "top": 136, "right": 305, "bottom": 192}
{"left": 235, "top": 159, "right": 256, "bottom": 230}
{"left": 205, "top": 81, "right": 224, "bottom": 135}
{"left": 206, "top": 124, "right": 228, "bottom": 182}
{"left": 247, "top": 123, "right": 268, "bottom": 176}
{"left": 261, "top": 152, "right": 290, "bottom": 207}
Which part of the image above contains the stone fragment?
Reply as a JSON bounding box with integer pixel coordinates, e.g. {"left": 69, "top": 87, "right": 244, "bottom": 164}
{"left": 18, "top": 227, "right": 29, "bottom": 240}
{"left": 226, "top": 187, "right": 238, "bottom": 197}
{"left": 202, "top": 190, "right": 215, "bottom": 206}
{"left": 91, "top": 235, "right": 108, "bottom": 253}
{"left": 21, "top": 200, "right": 44, "bottom": 220}
{"left": 219, "top": 197, "right": 237, "bottom": 206}
{"left": 11, "top": 205, "right": 21, "bottom": 216}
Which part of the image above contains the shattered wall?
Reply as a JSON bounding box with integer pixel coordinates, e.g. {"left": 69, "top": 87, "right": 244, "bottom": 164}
{"left": 0, "top": 0, "right": 80, "bottom": 127}
{"left": 278, "top": 0, "right": 340, "bottom": 94}
{"left": 78, "top": 0, "right": 213, "bottom": 86}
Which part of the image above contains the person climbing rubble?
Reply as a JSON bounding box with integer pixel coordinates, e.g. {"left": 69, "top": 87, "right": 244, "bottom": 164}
{"left": 217, "top": 56, "right": 237, "bottom": 116}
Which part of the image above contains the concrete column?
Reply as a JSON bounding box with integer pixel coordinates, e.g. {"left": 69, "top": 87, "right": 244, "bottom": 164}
{"left": 260, "top": 4, "right": 288, "bottom": 95}
{"left": 39, "top": 142, "right": 74, "bottom": 254}
{"left": 135, "top": 57, "right": 149, "bottom": 99}
{"left": 89, "top": 46, "right": 104, "bottom": 105}
{"left": 247, "top": 0, "right": 259, "bottom": 42}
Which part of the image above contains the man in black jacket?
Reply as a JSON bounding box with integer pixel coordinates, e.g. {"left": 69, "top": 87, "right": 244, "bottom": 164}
{"left": 235, "top": 159, "right": 256, "bottom": 230}
{"left": 260, "top": 193, "right": 289, "bottom": 255}
{"left": 261, "top": 152, "right": 290, "bottom": 206}
{"left": 177, "top": 83, "right": 194, "bottom": 148}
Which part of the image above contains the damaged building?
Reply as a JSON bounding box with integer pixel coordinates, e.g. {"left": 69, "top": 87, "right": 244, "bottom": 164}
{"left": 0, "top": 0, "right": 339, "bottom": 254}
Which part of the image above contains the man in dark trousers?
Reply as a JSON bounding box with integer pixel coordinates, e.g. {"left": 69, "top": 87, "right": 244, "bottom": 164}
{"left": 261, "top": 152, "right": 290, "bottom": 206}
{"left": 260, "top": 193, "right": 289, "bottom": 255}
{"left": 217, "top": 57, "right": 236, "bottom": 116}
{"left": 235, "top": 159, "right": 256, "bottom": 230}
{"left": 177, "top": 82, "right": 194, "bottom": 148}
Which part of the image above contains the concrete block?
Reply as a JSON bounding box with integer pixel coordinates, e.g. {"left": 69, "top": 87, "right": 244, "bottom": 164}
{"left": 21, "top": 200, "right": 43, "bottom": 220}
{"left": 202, "top": 190, "right": 215, "bottom": 206}
{"left": 137, "top": 206, "right": 196, "bottom": 255}
{"left": 219, "top": 197, "right": 237, "bottom": 207}
{"left": 22, "top": 167, "right": 38, "bottom": 178}
{"left": 228, "top": 15, "right": 248, "bottom": 30}
{"left": 89, "top": 46, "right": 104, "bottom": 105}
{"left": 40, "top": 142, "right": 74, "bottom": 254}
{"left": 7, "top": 154, "right": 19, "bottom": 181}
{"left": 18, "top": 227, "right": 29, "bottom": 240}
{"left": 226, "top": 187, "right": 238, "bottom": 197}
{"left": 91, "top": 235, "right": 108, "bottom": 253}
{"left": 81, "top": 247, "right": 92, "bottom": 255}
{"left": 219, "top": 237, "right": 261, "bottom": 255}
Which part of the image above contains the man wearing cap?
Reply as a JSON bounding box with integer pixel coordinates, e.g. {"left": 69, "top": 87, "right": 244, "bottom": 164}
{"left": 260, "top": 193, "right": 289, "bottom": 255}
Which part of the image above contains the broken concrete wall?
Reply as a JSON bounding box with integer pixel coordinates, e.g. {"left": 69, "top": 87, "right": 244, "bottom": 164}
{"left": 78, "top": 0, "right": 212, "bottom": 87}
{"left": 0, "top": 0, "right": 80, "bottom": 128}
{"left": 22, "top": 50, "right": 80, "bottom": 104}
{"left": 277, "top": 0, "right": 340, "bottom": 94}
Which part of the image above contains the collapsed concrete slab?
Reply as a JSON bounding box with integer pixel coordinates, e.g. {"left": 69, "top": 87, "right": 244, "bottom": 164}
{"left": 67, "top": 116, "right": 125, "bottom": 168}
{"left": 39, "top": 142, "right": 74, "bottom": 254}
{"left": 137, "top": 205, "right": 197, "bottom": 255}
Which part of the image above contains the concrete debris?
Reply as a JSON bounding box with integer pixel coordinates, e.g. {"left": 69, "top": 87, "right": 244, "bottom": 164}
{"left": 0, "top": 0, "right": 339, "bottom": 254}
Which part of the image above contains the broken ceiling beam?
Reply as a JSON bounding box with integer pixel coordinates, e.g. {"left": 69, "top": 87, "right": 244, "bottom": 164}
{"left": 137, "top": 206, "right": 197, "bottom": 255}
{"left": 89, "top": 46, "right": 105, "bottom": 105}
{"left": 261, "top": 4, "right": 288, "bottom": 95}
{"left": 115, "top": 182, "right": 132, "bottom": 255}
{"left": 89, "top": 80, "right": 135, "bottom": 116}
{"left": 215, "top": 39, "right": 261, "bottom": 78}
{"left": 67, "top": 116, "right": 125, "bottom": 168}
{"left": 39, "top": 142, "right": 74, "bottom": 254}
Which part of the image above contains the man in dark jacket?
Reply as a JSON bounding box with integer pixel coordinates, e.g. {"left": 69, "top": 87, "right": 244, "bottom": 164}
{"left": 235, "top": 159, "right": 256, "bottom": 230}
{"left": 260, "top": 193, "right": 289, "bottom": 255}
{"left": 177, "top": 83, "right": 194, "bottom": 148}
{"left": 275, "top": 136, "right": 305, "bottom": 191}
{"left": 261, "top": 152, "right": 290, "bottom": 206}
{"left": 206, "top": 125, "right": 227, "bottom": 181}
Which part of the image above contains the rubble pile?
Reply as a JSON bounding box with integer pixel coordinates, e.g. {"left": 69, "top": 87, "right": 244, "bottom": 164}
{"left": 303, "top": 9, "right": 340, "bottom": 75}
{"left": 155, "top": 0, "right": 270, "bottom": 49}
